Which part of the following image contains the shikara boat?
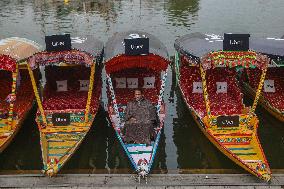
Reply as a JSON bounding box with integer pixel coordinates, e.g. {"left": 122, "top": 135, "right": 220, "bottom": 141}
{"left": 104, "top": 31, "right": 170, "bottom": 177}
{"left": 27, "top": 35, "right": 103, "bottom": 176}
{"left": 174, "top": 33, "right": 271, "bottom": 181}
{"left": 0, "top": 37, "right": 41, "bottom": 153}
{"left": 242, "top": 38, "right": 284, "bottom": 122}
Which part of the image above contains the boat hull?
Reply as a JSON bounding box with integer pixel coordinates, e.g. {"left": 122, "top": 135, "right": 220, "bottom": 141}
{"left": 0, "top": 119, "right": 23, "bottom": 153}
{"left": 37, "top": 112, "right": 96, "bottom": 176}
{"left": 179, "top": 86, "right": 271, "bottom": 181}
{"left": 0, "top": 78, "right": 34, "bottom": 153}
{"left": 107, "top": 108, "right": 165, "bottom": 174}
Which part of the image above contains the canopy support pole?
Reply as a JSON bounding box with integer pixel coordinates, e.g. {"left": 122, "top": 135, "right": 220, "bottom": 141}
{"left": 247, "top": 66, "right": 268, "bottom": 124}
{"left": 200, "top": 64, "right": 211, "bottom": 119}
{"left": 175, "top": 52, "right": 180, "bottom": 87}
{"left": 7, "top": 64, "right": 18, "bottom": 130}
{"left": 27, "top": 65, "right": 48, "bottom": 126}
{"left": 84, "top": 63, "right": 96, "bottom": 123}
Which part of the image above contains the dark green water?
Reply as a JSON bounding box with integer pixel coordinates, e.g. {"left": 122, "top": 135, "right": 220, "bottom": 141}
{"left": 0, "top": 0, "right": 283, "bottom": 173}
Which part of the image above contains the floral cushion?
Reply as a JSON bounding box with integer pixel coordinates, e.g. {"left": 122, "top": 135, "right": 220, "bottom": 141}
{"left": 180, "top": 66, "right": 243, "bottom": 118}
{"left": 247, "top": 68, "right": 284, "bottom": 111}
{"left": 0, "top": 70, "right": 34, "bottom": 118}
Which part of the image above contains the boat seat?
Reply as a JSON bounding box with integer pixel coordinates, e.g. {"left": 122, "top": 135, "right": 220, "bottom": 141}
{"left": 112, "top": 88, "right": 159, "bottom": 105}
{"left": 109, "top": 68, "right": 161, "bottom": 105}
{"left": 180, "top": 66, "right": 243, "bottom": 117}
{"left": 42, "top": 66, "right": 101, "bottom": 112}
{"left": 247, "top": 68, "right": 284, "bottom": 111}
{"left": 0, "top": 70, "right": 34, "bottom": 118}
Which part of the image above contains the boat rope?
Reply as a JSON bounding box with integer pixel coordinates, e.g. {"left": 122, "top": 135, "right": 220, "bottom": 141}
{"left": 84, "top": 63, "right": 96, "bottom": 123}
{"left": 200, "top": 63, "right": 211, "bottom": 119}
{"left": 247, "top": 66, "right": 268, "bottom": 124}
{"left": 27, "top": 63, "right": 48, "bottom": 126}
{"left": 156, "top": 67, "right": 169, "bottom": 115}
{"left": 7, "top": 64, "right": 18, "bottom": 130}
{"left": 106, "top": 74, "right": 122, "bottom": 127}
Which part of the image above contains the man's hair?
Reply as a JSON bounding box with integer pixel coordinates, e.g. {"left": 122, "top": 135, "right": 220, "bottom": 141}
{"left": 135, "top": 88, "right": 143, "bottom": 93}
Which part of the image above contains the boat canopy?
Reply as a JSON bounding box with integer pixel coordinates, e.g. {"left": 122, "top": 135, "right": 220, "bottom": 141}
{"left": 0, "top": 37, "right": 42, "bottom": 72}
{"left": 250, "top": 37, "right": 284, "bottom": 60}
{"left": 174, "top": 33, "right": 270, "bottom": 70}
{"left": 250, "top": 37, "right": 284, "bottom": 67}
{"left": 104, "top": 31, "right": 169, "bottom": 74}
{"left": 28, "top": 36, "right": 103, "bottom": 70}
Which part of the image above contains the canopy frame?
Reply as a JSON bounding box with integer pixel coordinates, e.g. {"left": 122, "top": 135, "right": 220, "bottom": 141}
{"left": 27, "top": 50, "right": 96, "bottom": 127}
{"left": 176, "top": 49, "right": 270, "bottom": 126}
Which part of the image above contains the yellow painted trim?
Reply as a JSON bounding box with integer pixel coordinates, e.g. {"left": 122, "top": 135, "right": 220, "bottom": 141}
{"left": 200, "top": 64, "right": 211, "bottom": 119}
{"left": 84, "top": 63, "right": 96, "bottom": 123}
{"left": 247, "top": 67, "right": 267, "bottom": 124}
{"left": 243, "top": 82, "right": 284, "bottom": 122}
{"left": 27, "top": 64, "right": 48, "bottom": 126}
{"left": 7, "top": 64, "right": 18, "bottom": 130}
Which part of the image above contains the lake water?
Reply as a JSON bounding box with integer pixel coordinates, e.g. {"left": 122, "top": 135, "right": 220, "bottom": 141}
{"left": 0, "top": 0, "right": 283, "bottom": 174}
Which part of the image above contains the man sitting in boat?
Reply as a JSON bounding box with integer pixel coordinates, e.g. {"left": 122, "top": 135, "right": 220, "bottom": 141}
{"left": 122, "top": 89, "right": 158, "bottom": 145}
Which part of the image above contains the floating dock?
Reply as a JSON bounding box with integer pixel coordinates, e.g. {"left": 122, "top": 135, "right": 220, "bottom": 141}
{"left": 0, "top": 173, "right": 283, "bottom": 188}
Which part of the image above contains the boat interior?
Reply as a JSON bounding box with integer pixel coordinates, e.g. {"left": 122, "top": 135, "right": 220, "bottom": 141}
{"left": 41, "top": 65, "right": 101, "bottom": 113}
{"left": 179, "top": 64, "right": 244, "bottom": 118}
{"left": 245, "top": 67, "right": 284, "bottom": 112}
{"left": 0, "top": 69, "right": 33, "bottom": 119}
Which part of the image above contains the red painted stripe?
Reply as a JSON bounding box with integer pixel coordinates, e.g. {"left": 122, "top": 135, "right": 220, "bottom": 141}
{"left": 214, "top": 133, "right": 252, "bottom": 137}
{"left": 221, "top": 142, "right": 250, "bottom": 145}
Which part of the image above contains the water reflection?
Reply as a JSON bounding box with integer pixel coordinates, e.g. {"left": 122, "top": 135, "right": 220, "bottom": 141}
{"left": 165, "top": 0, "right": 199, "bottom": 28}
{"left": 0, "top": 0, "right": 283, "bottom": 174}
{"left": 0, "top": 106, "right": 42, "bottom": 171}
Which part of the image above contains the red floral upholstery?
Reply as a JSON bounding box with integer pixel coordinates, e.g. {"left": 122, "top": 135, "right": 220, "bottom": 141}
{"left": 247, "top": 68, "right": 284, "bottom": 111}
{"left": 180, "top": 66, "right": 243, "bottom": 118}
{"left": 42, "top": 66, "right": 101, "bottom": 113}
{"left": 0, "top": 70, "right": 34, "bottom": 118}
{"left": 108, "top": 68, "right": 161, "bottom": 105}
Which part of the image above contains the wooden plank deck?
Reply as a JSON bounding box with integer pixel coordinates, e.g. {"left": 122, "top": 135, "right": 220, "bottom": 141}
{"left": 0, "top": 173, "right": 283, "bottom": 188}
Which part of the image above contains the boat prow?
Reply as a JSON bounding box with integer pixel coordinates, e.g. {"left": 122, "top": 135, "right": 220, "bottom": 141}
{"left": 202, "top": 115, "right": 271, "bottom": 181}
{"left": 40, "top": 126, "right": 90, "bottom": 176}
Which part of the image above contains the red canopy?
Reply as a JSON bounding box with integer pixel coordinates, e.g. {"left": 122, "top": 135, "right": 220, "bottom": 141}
{"left": 0, "top": 55, "right": 17, "bottom": 72}
{"left": 105, "top": 54, "right": 169, "bottom": 74}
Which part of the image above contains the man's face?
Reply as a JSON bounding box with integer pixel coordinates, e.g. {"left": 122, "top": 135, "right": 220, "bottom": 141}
{"left": 134, "top": 90, "right": 142, "bottom": 101}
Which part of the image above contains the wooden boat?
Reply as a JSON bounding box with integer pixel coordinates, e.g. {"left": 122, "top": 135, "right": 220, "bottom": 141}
{"left": 174, "top": 33, "right": 271, "bottom": 181}
{"left": 104, "top": 31, "right": 170, "bottom": 177}
{"left": 27, "top": 35, "right": 103, "bottom": 176}
{"left": 242, "top": 38, "right": 284, "bottom": 122}
{"left": 0, "top": 37, "right": 41, "bottom": 153}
